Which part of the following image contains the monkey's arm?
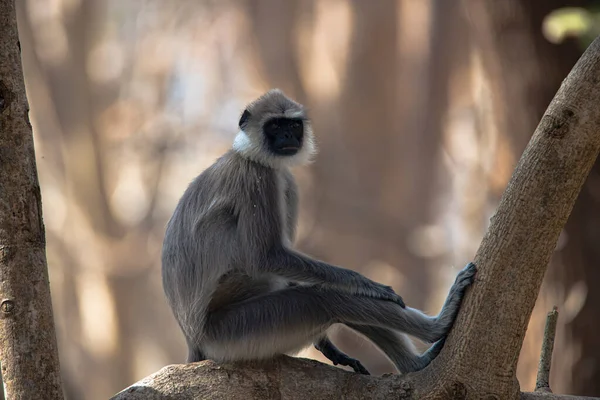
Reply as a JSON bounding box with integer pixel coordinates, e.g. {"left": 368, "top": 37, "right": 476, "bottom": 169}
{"left": 265, "top": 247, "right": 405, "bottom": 307}
{"left": 235, "top": 171, "right": 404, "bottom": 306}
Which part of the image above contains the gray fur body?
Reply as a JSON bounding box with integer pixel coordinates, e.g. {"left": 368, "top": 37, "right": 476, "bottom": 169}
{"left": 161, "top": 89, "right": 476, "bottom": 374}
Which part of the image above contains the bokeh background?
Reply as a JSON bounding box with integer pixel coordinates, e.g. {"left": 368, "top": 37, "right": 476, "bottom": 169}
{"left": 9, "top": 0, "right": 600, "bottom": 399}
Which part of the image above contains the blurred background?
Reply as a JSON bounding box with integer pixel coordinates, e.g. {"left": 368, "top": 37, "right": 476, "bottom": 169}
{"left": 9, "top": 0, "right": 600, "bottom": 399}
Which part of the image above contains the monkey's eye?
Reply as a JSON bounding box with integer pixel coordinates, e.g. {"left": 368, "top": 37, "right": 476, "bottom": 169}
{"left": 290, "top": 121, "right": 301, "bottom": 129}
{"left": 267, "top": 121, "right": 280, "bottom": 130}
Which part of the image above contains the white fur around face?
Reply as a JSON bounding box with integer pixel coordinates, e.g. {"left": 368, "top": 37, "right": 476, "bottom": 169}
{"left": 232, "top": 127, "right": 317, "bottom": 169}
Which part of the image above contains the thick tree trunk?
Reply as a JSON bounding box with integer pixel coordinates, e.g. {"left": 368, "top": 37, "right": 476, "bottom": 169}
{"left": 112, "top": 35, "right": 600, "bottom": 400}
{"left": 462, "top": 1, "right": 600, "bottom": 394}
{"left": 415, "top": 31, "right": 600, "bottom": 399}
{"left": 0, "top": 0, "right": 64, "bottom": 399}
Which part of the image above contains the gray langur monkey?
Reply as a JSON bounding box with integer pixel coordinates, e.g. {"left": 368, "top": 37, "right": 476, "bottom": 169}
{"left": 161, "top": 89, "right": 477, "bottom": 375}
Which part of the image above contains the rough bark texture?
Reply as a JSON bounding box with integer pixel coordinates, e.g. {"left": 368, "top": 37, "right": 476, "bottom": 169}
{"left": 460, "top": 1, "right": 595, "bottom": 394}
{"left": 536, "top": 307, "right": 559, "bottom": 392}
{"left": 112, "top": 35, "right": 600, "bottom": 400}
{"left": 416, "top": 32, "right": 600, "bottom": 398}
{"left": 0, "top": 0, "right": 64, "bottom": 399}
{"left": 111, "top": 358, "right": 598, "bottom": 400}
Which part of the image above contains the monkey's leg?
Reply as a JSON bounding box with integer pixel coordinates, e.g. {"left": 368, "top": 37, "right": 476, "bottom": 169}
{"left": 414, "top": 262, "right": 476, "bottom": 343}
{"left": 202, "top": 264, "right": 474, "bottom": 363}
{"left": 346, "top": 324, "right": 446, "bottom": 374}
{"left": 314, "top": 336, "right": 370, "bottom": 375}
{"left": 346, "top": 262, "right": 476, "bottom": 344}
{"left": 339, "top": 264, "right": 477, "bottom": 371}
{"left": 201, "top": 287, "right": 426, "bottom": 362}
{"left": 310, "top": 264, "right": 477, "bottom": 374}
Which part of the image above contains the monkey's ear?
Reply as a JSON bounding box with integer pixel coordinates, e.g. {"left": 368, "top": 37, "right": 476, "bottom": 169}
{"left": 239, "top": 110, "right": 251, "bottom": 129}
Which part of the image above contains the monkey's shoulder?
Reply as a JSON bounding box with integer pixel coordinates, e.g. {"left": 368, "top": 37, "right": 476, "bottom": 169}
{"left": 179, "top": 152, "right": 282, "bottom": 214}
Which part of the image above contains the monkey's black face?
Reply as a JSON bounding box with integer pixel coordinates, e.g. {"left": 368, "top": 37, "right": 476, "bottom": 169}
{"left": 263, "top": 117, "right": 304, "bottom": 156}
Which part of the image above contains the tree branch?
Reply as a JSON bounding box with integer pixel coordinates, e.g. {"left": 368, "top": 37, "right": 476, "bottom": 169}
{"left": 536, "top": 307, "right": 559, "bottom": 393}
{"left": 112, "top": 34, "right": 600, "bottom": 399}
{"left": 111, "top": 358, "right": 598, "bottom": 400}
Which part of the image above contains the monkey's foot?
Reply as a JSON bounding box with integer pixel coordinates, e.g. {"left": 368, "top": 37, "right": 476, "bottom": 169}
{"left": 314, "top": 339, "right": 370, "bottom": 375}
{"left": 334, "top": 353, "right": 370, "bottom": 375}
{"left": 455, "top": 262, "right": 477, "bottom": 289}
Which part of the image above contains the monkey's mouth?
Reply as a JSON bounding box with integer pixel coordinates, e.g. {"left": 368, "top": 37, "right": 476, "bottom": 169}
{"left": 277, "top": 147, "right": 300, "bottom": 155}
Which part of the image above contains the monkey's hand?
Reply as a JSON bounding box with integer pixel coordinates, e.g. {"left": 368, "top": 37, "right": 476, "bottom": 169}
{"left": 372, "top": 282, "right": 405, "bottom": 308}
{"left": 353, "top": 278, "right": 405, "bottom": 308}
{"left": 332, "top": 354, "right": 370, "bottom": 375}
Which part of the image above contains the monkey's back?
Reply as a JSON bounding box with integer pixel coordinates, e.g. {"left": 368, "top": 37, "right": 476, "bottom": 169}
{"left": 161, "top": 151, "right": 283, "bottom": 344}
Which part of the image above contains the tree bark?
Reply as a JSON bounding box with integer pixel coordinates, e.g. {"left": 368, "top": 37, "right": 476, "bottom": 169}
{"left": 0, "top": 0, "right": 64, "bottom": 399}
{"left": 418, "top": 32, "right": 600, "bottom": 398}
{"left": 111, "top": 33, "right": 600, "bottom": 399}
{"left": 111, "top": 358, "right": 598, "bottom": 400}
{"left": 461, "top": 1, "right": 600, "bottom": 394}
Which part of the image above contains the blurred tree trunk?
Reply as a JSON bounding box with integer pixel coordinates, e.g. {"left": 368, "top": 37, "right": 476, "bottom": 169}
{"left": 15, "top": 1, "right": 185, "bottom": 399}
{"left": 0, "top": 0, "right": 63, "bottom": 398}
{"left": 308, "top": 1, "right": 408, "bottom": 373}
{"left": 15, "top": 2, "right": 129, "bottom": 397}
{"left": 245, "top": 0, "right": 469, "bottom": 374}
{"left": 314, "top": 0, "right": 468, "bottom": 374}
{"left": 557, "top": 166, "right": 600, "bottom": 396}
{"left": 245, "top": 0, "right": 308, "bottom": 102}
{"left": 464, "top": 0, "right": 600, "bottom": 395}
